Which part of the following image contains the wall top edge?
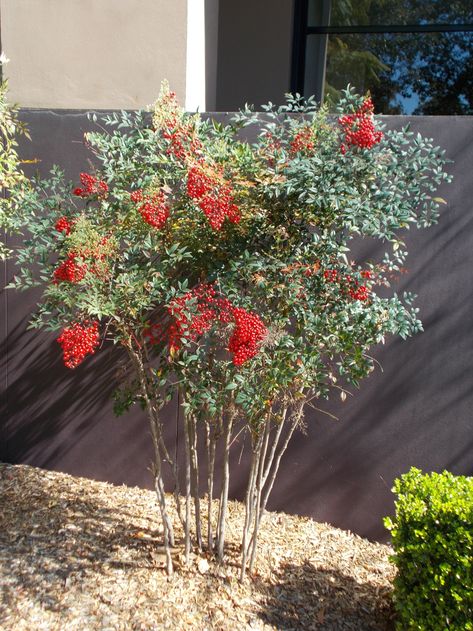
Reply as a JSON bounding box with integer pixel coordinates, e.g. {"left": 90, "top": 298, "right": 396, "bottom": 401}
{"left": 17, "top": 108, "right": 473, "bottom": 120}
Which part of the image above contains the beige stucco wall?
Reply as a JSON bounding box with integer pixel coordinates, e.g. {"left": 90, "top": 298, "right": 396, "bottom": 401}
{"left": 1, "top": 0, "right": 187, "bottom": 109}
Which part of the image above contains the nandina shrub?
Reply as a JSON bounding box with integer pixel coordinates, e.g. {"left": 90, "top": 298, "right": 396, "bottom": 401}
{"left": 4, "top": 82, "right": 451, "bottom": 578}
{"left": 385, "top": 468, "right": 473, "bottom": 630}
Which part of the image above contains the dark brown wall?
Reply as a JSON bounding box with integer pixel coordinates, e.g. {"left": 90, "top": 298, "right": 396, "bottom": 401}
{"left": 2, "top": 110, "right": 473, "bottom": 542}
{"left": 216, "top": 0, "right": 294, "bottom": 111}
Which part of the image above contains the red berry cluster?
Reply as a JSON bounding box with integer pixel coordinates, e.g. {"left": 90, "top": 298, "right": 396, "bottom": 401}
{"left": 164, "top": 284, "right": 266, "bottom": 365}
{"left": 324, "top": 269, "right": 371, "bottom": 302}
{"left": 55, "top": 216, "right": 73, "bottom": 235}
{"left": 228, "top": 307, "right": 267, "bottom": 366}
{"left": 339, "top": 98, "right": 383, "bottom": 154}
{"left": 73, "top": 173, "right": 109, "bottom": 198}
{"left": 349, "top": 284, "right": 369, "bottom": 301}
{"left": 323, "top": 269, "right": 340, "bottom": 283}
{"left": 159, "top": 91, "right": 202, "bottom": 162}
{"left": 290, "top": 126, "right": 316, "bottom": 155}
{"left": 130, "top": 190, "right": 170, "bottom": 229}
{"left": 164, "top": 120, "right": 201, "bottom": 162}
{"left": 130, "top": 190, "right": 143, "bottom": 203}
{"left": 53, "top": 237, "right": 112, "bottom": 284}
{"left": 187, "top": 163, "right": 240, "bottom": 230}
{"left": 163, "top": 118, "right": 188, "bottom": 161}
{"left": 57, "top": 321, "right": 99, "bottom": 369}
{"left": 167, "top": 284, "right": 231, "bottom": 350}
{"left": 53, "top": 252, "right": 88, "bottom": 283}
{"left": 78, "top": 236, "right": 110, "bottom": 261}
{"left": 262, "top": 132, "right": 282, "bottom": 167}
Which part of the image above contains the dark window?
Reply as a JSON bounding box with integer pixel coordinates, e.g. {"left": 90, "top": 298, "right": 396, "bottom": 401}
{"left": 293, "top": 0, "right": 473, "bottom": 114}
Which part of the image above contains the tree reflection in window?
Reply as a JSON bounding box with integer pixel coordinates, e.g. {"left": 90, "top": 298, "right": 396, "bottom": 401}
{"left": 305, "top": 0, "right": 473, "bottom": 114}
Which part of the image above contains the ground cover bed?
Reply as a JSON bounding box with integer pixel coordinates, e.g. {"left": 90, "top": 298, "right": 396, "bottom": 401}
{"left": 0, "top": 463, "right": 395, "bottom": 630}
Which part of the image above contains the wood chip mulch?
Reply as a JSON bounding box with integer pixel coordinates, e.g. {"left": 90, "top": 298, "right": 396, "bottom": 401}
{"left": 0, "top": 463, "right": 396, "bottom": 630}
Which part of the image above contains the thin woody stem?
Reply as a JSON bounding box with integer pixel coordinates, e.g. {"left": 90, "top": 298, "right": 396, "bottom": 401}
{"left": 206, "top": 421, "right": 216, "bottom": 552}
{"left": 243, "top": 401, "right": 305, "bottom": 577}
{"left": 128, "top": 345, "right": 174, "bottom": 575}
{"left": 158, "top": 433, "right": 185, "bottom": 529}
{"left": 261, "top": 408, "right": 287, "bottom": 488}
{"left": 217, "top": 409, "right": 234, "bottom": 563}
{"left": 248, "top": 401, "right": 305, "bottom": 564}
{"left": 248, "top": 418, "right": 271, "bottom": 572}
{"left": 184, "top": 409, "right": 192, "bottom": 563}
{"left": 153, "top": 459, "right": 174, "bottom": 576}
{"left": 240, "top": 436, "right": 260, "bottom": 582}
{"left": 141, "top": 338, "right": 185, "bottom": 530}
{"left": 259, "top": 403, "right": 304, "bottom": 517}
{"left": 189, "top": 414, "right": 202, "bottom": 550}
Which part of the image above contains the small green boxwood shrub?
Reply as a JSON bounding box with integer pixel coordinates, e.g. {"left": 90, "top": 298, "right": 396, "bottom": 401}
{"left": 385, "top": 467, "right": 473, "bottom": 630}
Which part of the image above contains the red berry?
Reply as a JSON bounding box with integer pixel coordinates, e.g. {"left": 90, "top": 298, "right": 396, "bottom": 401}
{"left": 73, "top": 173, "right": 108, "bottom": 198}
{"left": 57, "top": 321, "right": 99, "bottom": 368}
{"left": 324, "top": 268, "right": 371, "bottom": 302}
{"left": 187, "top": 163, "right": 240, "bottom": 231}
{"left": 130, "top": 190, "right": 144, "bottom": 203}
{"left": 159, "top": 100, "right": 202, "bottom": 162}
{"left": 168, "top": 284, "right": 223, "bottom": 350}
{"left": 228, "top": 307, "right": 267, "bottom": 366}
{"left": 143, "top": 323, "right": 166, "bottom": 346}
{"left": 339, "top": 98, "right": 383, "bottom": 152}
{"left": 55, "top": 216, "right": 73, "bottom": 235}
{"left": 130, "top": 189, "right": 170, "bottom": 229}
{"left": 290, "top": 126, "right": 316, "bottom": 155}
{"left": 53, "top": 252, "right": 87, "bottom": 283}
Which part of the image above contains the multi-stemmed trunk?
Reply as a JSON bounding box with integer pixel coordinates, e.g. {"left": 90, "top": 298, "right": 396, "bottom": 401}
{"left": 129, "top": 341, "right": 305, "bottom": 580}
{"left": 240, "top": 400, "right": 305, "bottom": 581}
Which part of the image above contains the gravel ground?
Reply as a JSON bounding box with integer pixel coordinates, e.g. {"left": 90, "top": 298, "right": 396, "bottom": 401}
{"left": 0, "top": 463, "right": 396, "bottom": 630}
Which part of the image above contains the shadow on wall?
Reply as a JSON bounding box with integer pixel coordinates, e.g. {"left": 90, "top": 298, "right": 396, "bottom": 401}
{"left": 1, "top": 110, "right": 158, "bottom": 488}
{"left": 0, "top": 294, "right": 250, "bottom": 497}
{"left": 1, "top": 314, "right": 154, "bottom": 484}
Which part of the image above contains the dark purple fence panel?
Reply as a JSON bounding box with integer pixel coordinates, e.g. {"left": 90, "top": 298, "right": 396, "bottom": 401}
{"left": 2, "top": 110, "right": 472, "bottom": 541}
